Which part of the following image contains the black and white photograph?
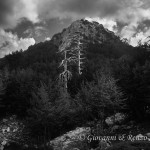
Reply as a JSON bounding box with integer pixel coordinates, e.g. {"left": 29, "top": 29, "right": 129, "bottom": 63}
{"left": 0, "top": 0, "right": 150, "bottom": 149}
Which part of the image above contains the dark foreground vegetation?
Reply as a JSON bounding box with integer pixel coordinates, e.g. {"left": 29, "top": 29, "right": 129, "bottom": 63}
{"left": 0, "top": 19, "right": 150, "bottom": 149}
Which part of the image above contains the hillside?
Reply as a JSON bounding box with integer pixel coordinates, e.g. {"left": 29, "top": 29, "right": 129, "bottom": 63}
{"left": 0, "top": 18, "right": 149, "bottom": 118}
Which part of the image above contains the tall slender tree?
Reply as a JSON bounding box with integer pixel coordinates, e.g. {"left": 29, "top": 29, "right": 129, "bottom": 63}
{"left": 58, "top": 36, "right": 72, "bottom": 90}
{"left": 69, "top": 34, "right": 85, "bottom": 75}
{"left": 58, "top": 33, "right": 85, "bottom": 91}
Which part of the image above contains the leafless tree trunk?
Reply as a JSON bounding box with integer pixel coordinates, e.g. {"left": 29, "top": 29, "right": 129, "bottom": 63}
{"left": 58, "top": 34, "right": 85, "bottom": 90}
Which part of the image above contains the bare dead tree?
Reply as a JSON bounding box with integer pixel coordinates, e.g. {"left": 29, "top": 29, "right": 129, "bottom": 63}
{"left": 58, "top": 33, "right": 85, "bottom": 90}
{"left": 59, "top": 38, "right": 72, "bottom": 90}
{"left": 69, "top": 35, "right": 85, "bottom": 75}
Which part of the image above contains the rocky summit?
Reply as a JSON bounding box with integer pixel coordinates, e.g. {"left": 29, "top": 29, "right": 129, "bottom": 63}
{"left": 51, "top": 19, "right": 121, "bottom": 47}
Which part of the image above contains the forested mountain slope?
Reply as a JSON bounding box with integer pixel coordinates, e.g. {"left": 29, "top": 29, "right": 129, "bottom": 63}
{"left": 0, "top": 19, "right": 150, "bottom": 146}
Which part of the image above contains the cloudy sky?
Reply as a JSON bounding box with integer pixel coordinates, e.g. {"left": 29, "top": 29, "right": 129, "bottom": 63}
{"left": 0, "top": 0, "right": 150, "bottom": 58}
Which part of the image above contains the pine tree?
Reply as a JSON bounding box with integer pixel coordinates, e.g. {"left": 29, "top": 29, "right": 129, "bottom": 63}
{"left": 0, "top": 72, "right": 6, "bottom": 109}
{"left": 54, "top": 85, "right": 83, "bottom": 129}
{"left": 27, "top": 81, "right": 56, "bottom": 142}
{"left": 95, "top": 69, "right": 126, "bottom": 115}
{"left": 28, "top": 82, "right": 54, "bottom": 120}
{"left": 78, "top": 67, "right": 126, "bottom": 121}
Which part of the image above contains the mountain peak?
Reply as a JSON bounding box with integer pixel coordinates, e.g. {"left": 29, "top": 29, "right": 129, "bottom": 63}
{"left": 51, "top": 19, "right": 120, "bottom": 47}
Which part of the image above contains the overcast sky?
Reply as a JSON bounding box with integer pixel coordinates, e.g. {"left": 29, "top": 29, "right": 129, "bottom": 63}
{"left": 0, "top": 0, "right": 150, "bottom": 57}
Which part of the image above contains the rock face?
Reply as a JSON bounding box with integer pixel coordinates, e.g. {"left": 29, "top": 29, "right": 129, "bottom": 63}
{"left": 51, "top": 19, "right": 121, "bottom": 48}
{"left": 0, "top": 116, "right": 28, "bottom": 150}
{"left": 50, "top": 19, "right": 132, "bottom": 60}
{"left": 0, "top": 116, "right": 26, "bottom": 145}
{"left": 49, "top": 127, "right": 91, "bottom": 150}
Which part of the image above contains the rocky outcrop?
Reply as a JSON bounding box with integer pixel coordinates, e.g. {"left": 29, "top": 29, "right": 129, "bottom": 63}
{"left": 51, "top": 19, "right": 121, "bottom": 48}
{"left": 0, "top": 115, "right": 27, "bottom": 150}
{"left": 49, "top": 127, "right": 91, "bottom": 150}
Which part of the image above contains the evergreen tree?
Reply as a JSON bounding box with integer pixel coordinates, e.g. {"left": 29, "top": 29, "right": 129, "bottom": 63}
{"left": 77, "top": 67, "right": 126, "bottom": 122}
{"left": 28, "top": 81, "right": 54, "bottom": 121}
{"left": 0, "top": 73, "right": 5, "bottom": 110}
{"left": 27, "top": 81, "right": 55, "bottom": 140}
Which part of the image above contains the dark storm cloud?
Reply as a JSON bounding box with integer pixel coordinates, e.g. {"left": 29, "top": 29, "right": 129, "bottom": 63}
{"left": 21, "top": 18, "right": 72, "bottom": 42}
{"left": 0, "top": 0, "right": 149, "bottom": 29}
{"left": 45, "top": 18, "right": 72, "bottom": 36}
{"left": 6, "top": 19, "right": 34, "bottom": 38}
{"left": 37, "top": 0, "right": 123, "bottom": 20}
{"left": 0, "top": 0, "right": 39, "bottom": 29}
{"left": 0, "top": 0, "right": 16, "bottom": 27}
{"left": 58, "top": 0, "right": 121, "bottom": 17}
{"left": 0, "top": 0, "right": 36, "bottom": 58}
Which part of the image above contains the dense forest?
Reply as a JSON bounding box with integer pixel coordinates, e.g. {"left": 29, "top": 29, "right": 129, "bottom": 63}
{"left": 0, "top": 19, "right": 150, "bottom": 150}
